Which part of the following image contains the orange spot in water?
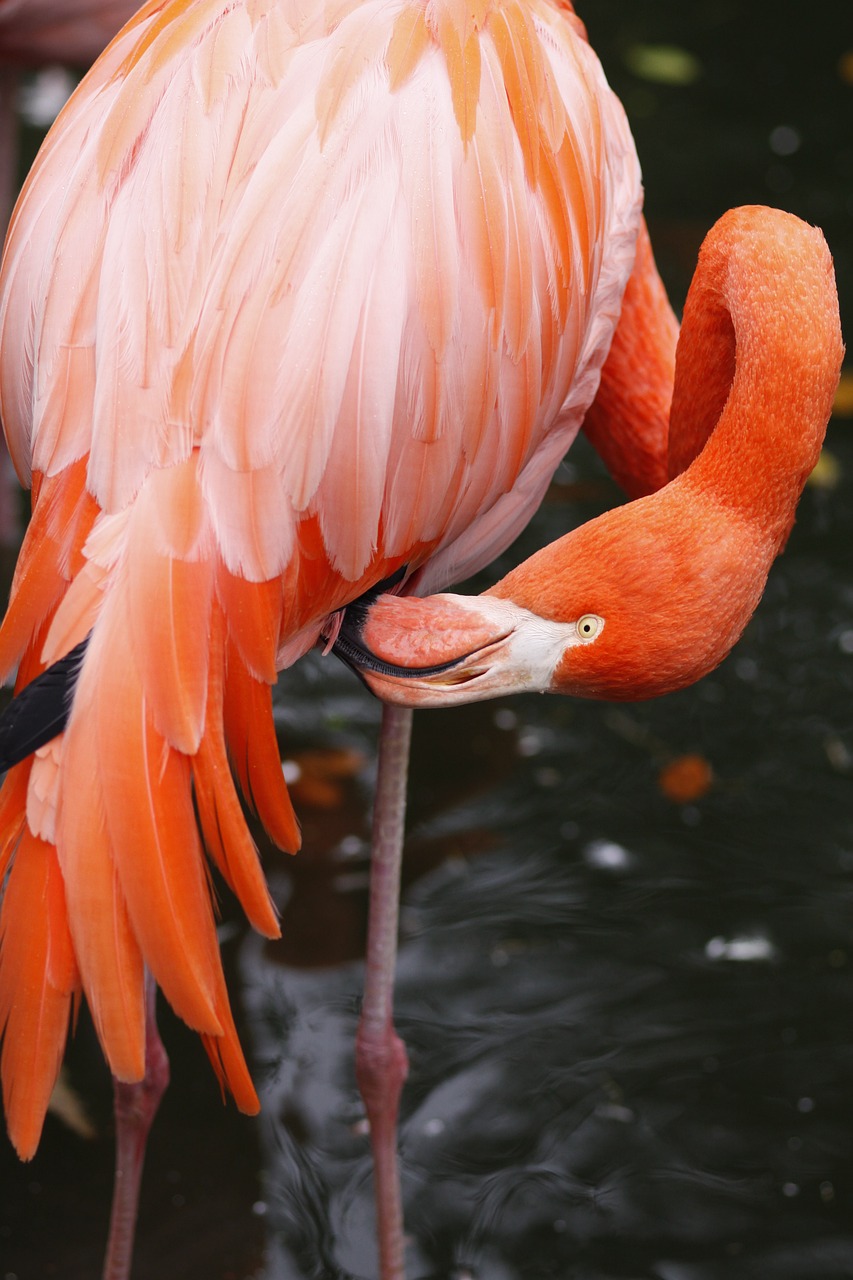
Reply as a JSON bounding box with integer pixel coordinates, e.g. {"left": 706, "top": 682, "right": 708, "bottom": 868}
{"left": 657, "top": 753, "right": 713, "bottom": 804}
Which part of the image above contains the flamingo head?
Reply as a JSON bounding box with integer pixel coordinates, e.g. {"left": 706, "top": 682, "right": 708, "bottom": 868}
{"left": 333, "top": 481, "right": 774, "bottom": 707}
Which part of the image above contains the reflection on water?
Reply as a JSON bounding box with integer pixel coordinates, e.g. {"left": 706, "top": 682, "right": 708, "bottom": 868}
{"left": 0, "top": 0, "right": 851, "bottom": 1277}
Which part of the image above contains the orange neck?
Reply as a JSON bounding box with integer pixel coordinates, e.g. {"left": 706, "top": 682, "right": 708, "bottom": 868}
{"left": 492, "top": 206, "right": 842, "bottom": 700}
{"left": 669, "top": 206, "right": 842, "bottom": 549}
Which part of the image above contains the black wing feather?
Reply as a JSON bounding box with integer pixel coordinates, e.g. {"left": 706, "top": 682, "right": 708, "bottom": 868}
{"left": 0, "top": 637, "right": 90, "bottom": 771}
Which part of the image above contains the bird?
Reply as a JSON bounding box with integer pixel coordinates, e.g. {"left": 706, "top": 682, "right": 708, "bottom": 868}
{"left": 0, "top": 1, "right": 841, "bottom": 1279}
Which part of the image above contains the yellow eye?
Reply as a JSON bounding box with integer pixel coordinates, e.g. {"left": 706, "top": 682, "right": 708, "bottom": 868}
{"left": 577, "top": 614, "right": 603, "bottom": 641}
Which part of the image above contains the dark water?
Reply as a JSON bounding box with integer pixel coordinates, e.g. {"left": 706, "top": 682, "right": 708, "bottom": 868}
{"left": 1, "top": 1, "right": 852, "bottom": 1277}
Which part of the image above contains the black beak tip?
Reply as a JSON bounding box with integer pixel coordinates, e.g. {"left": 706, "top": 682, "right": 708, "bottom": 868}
{"left": 330, "top": 565, "right": 409, "bottom": 680}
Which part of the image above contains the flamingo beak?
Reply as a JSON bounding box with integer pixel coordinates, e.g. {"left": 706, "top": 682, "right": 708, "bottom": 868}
{"left": 333, "top": 592, "right": 581, "bottom": 707}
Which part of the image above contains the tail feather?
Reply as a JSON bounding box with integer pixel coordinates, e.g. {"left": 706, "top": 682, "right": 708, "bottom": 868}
{"left": 194, "top": 608, "right": 281, "bottom": 939}
{"left": 223, "top": 635, "right": 301, "bottom": 854}
{"left": 48, "top": 544, "right": 297, "bottom": 1094}
{"left": 0, "top": 462, "right": 98, "bottom": 681}
{"left": 88, "top": 592, "right": 225, "bottom": 1034}
{"left": 54, "top": 726, "right": 147, "bottom": 1082}
{"left": 0, "top": 530, "right": 64, "bottom": 683}
{"left": 44, "top": 820, "right": 79, "bottom": 995}
{"left": 0, "top": 762, "right": 30, "bottom": 883}
{"left": 200, "top": 976, "right": 261, "bottom": 1116}
{"left": 0, "top": 831, "right": 79, "bottom": 1160}
{"left": 215, "top": 567, "right": 282, "bottom": 684}
{"left": 0, "top": 460, "right": 312, "bottom": 1150}
{"left": 128, "top": 545, "right": 214, "bottom": 754}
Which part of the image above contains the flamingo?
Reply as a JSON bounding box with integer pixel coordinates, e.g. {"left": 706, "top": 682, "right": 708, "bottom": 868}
{"left": 0, "top": 0, "right": 842, "bottom": 1278}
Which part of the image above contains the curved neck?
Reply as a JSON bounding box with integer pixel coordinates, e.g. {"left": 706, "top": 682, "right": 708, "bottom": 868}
{"left": 669, "top": 206, "right": 842, "bottom": 549}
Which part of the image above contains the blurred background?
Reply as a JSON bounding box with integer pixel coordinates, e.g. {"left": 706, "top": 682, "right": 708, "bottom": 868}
{"left": 1, "top": 0, "right": 852, "bottom": 1277}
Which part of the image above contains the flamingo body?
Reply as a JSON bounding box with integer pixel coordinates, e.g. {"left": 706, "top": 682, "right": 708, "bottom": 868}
{"left": 0, "top": 0, "right": 647, "bottom": 1159}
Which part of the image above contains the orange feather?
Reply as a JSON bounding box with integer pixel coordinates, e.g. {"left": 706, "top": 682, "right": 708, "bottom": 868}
{"left": 222, "top": 637, "right": 301, "bottom": 856}
{"left": 0, "top": 462, "right": 97, "bottom": 680}
{"left": 0, "top": 832, "right": 78, "bottom": 1160}
{"left": 193, "top": 609, "right": 281, "bottom": 939}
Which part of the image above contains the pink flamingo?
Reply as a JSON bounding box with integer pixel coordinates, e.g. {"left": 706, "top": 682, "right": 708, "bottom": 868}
{"left": 0, "top": 0, "right": 842, "bottom": 1276}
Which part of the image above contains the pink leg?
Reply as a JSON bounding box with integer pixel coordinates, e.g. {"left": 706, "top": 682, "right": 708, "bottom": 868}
{"left": 356, "top": 704, "right": 413, "bottom": 1280}
{"left": 102, "top": 975, "right": 169, "bottom": 1280}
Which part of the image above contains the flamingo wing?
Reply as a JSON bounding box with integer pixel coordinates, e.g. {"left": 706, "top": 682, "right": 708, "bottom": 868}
{"left": 0, "top": 0, "right": 642, "bottom": 1155}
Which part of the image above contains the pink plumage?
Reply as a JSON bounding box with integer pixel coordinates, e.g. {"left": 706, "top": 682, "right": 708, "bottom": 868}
{"left": 0, "top": 0, "right": 644, "bottom": 1162}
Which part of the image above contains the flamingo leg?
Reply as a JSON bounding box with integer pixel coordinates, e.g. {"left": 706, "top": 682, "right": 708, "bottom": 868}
{"left": 356, "top": 703, "right": 413, "bottom": 1280}
{"left": 102, "top": 974, "right": 169, "bottom": 1280}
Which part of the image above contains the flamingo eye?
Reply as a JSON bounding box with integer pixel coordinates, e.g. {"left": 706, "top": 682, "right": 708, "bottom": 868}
{"left": 577, "top": 614, "right": 603, "bottom": 641}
